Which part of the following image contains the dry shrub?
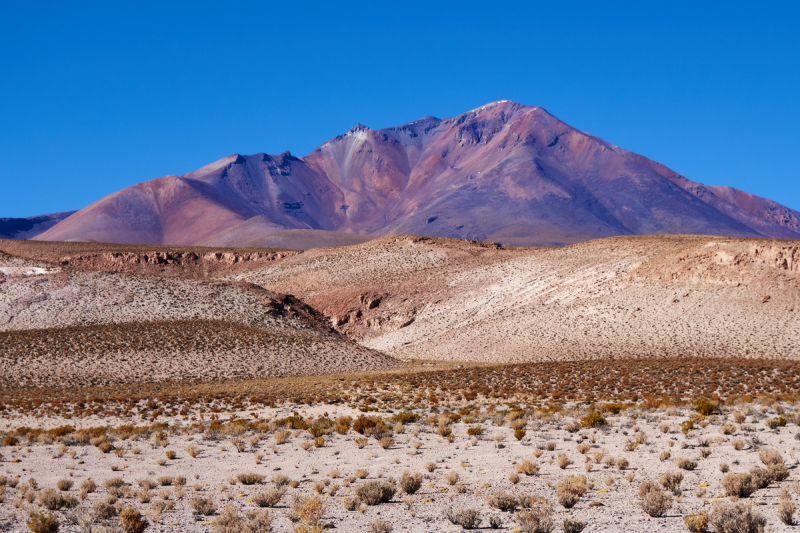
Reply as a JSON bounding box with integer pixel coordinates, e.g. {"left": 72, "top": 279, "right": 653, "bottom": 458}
{"left": 291, "top": 495, "right": 326, "bottom": 527}
{"left": 562, "top": 517, "right": 586, "bottom": 533}
{"left": 719, "top": 423, "right": 736, "bottom": 435}
{"left": 186, "top": 445, "right": 200, "bottom": 458}
{"left": 191, "top": 496, "right": 217, "bottom": 516}
{"left": 674, "top": 457, "right": 697, "bottom": 471}
{"left": 253, "top": 487, "right": 286, "bottom": 508}
{"left": 214, "top": 505, "right": 271, "bottom": 533}
{"left": 378, "top": 436, "right": 393, "bottom": 449}
{"left": 709, "top": 502, "right": 766, "bottom": 533}
{"left": 272, "top": 474, "right": 290, "bottom": 487}
{"left": 615, "top": 457, "right": 629, "bottom": 471}
{"left": 444, "top": 506, "right": 481, "bottom": 529}
{"left": 721, "top": 473, "right": 757, "bottom": 498}
{"left": 237, "top": 473, "right": 265, "bottom": 485}
{"left": 731, "top": 439, "right": 745, "bottom": 450}
{"left": 56, "top": 478, "right": 73, "bottom": 491}
{"left": 638, "top": 482, "right": 672, "bottom": 517}
{"left": 555, "top": 475, "right": 587, "bottom": 509}
{"left": 355, "top": 469, "right": 369, "bottom": 479}
{"left": 509, "top": 473, "right": 521, "bottom": 484}
{"left": 273, "top": 431, "right": 291, "bottom": 445}
{"left": 369, "top": 519, "right": 393, "bottom": 533}
{"left": 684, "top": 511, "right": 708, "bottom": 533}
{"left": 356, "top": 480, "right": 396, "bottom": 505}
{"left": 444, "top": 471, "right": 459, "bottom": 486}
{"left": 425, "top": 462, "right": 437, "bottom": 473}
{"left": 26, "top": 512, "right": 59, "bottom": 533}
{"left": 557, "top": 454, "right": 572, "bottom": 469}
{"left": 399, "top": 472, "right": 422, "bottom": 494}
{"left": 659, "top": 471, "right": 683, "bottom": 494}
{"left": 487, "top": 491, "right": 517, "bottom": 512}
{"left": 37, "top": 488, "right": 77, "bottom": 510}
{"left": 120, "top": 507, "right": 149, "bottom": 533}
{"left": 517, "top": 460, "right": 539, "bottom": 476}
{"left": 104, "top": 477, "right": 125, "bottom": 489}
{"left": 580, "top": 411, "right": 606, "bottom": 428}
{"left": 779, "top": 498, "right": 796, "bottom": 525}
{"left": 517, "top": 497, "right": 554, "bottom": 533}
{"left": 758, "top": 448, "right": 783, "bottom": 467}
{"left": 749, "top": 467, "right": 774, "bottom": 489}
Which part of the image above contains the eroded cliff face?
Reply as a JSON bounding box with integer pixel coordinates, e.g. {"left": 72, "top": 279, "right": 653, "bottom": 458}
{"left": 54, "top": 249, "right": 302, "bottom": 278}
{"left": 633, "top": 240, "right": 800, "bottom": 286}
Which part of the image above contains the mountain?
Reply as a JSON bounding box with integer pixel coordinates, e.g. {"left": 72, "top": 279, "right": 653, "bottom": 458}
{"left": 35, "top": 101, "right": 800, "bottom": 246}
{"left": 0, "top": 211, "right": 76, "bottom": 240}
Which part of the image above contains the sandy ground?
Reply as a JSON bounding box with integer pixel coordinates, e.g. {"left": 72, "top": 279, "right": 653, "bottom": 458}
{"left": 0, "top": 401, "right": 799, "bottom": 532}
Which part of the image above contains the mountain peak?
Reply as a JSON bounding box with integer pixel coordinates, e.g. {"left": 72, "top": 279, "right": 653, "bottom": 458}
{"left": 32, "top": 102, "right": 800, "bottom": 246}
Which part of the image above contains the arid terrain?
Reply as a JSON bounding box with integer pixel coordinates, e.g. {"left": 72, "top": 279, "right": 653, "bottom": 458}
{"left": 0, "top": 233, "right": 799, "bottom": 532}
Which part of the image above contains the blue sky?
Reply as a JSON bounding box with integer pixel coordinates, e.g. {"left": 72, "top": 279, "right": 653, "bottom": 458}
{"left": 1, "top": 1, "right": 798, "bottom": 217}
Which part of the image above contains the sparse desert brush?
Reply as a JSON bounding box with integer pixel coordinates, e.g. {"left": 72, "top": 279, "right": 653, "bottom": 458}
{"left": 722, "top": 473, "right": 757, "bottom": 498}
{"left": 487, "top": 491, "right": 517, "bottom": 512}
{"left": 467, "top": 426, "right": 483, "bottom": 436}
{"left": 355, "top": 469, "right": 369, "bottom": 479}
{"left": 766, "top": 416, "right": 787, "bottom": 429}
{"left": 731, "top": 439, "right": 745, "bottom": 450}
{"left": 615, "top": 457, "right": 629, "bottom": 471}
{"left": 253, "top": 487, "right": 286, "bottom": 507}
{"left": 191, "top": 496, "right": 217, "bottom": 516}
{"left": 378, "top": 436, "right": 393, "bottom": 449}
{"left": 425, "top": 462, "right": 437, "bottom": 473}
{"left": 37, "top": 488, "right": 78, "bottom": 510}
{"left": 509, "top": 472, "right": 521, "bottom": 484}
{"left": 558, "top": 454, "right": 572, "bottom": 469}
{"left": 546, "top": 441, "right": 557, "bottom": 451}
{"left": 660, "top": 450, "right": 671, "bottom": 462}
{"left": 514, "top": 429, "right": 526, "bottom": 440}
{"left": 719, "top": 423, "right": 737, "bottom": 435}
{"left": 555, "top": 475, "right": 587, "bottom": 509}
{"left": 26, "top": 511, "right": 59, "bottom": 533}
{"left": 157, "top": 476, "right": 174, "bottom": 486}
{"left": 120, "top": 507, "right": 149, "bottom": 533}
{"left": 369, "top": 518, "right": 394, "bottom": 533}
{"left": 444, "top": 471, "right": 459, "bottom": 486}
{"left": 638, "top": 482, "right": 672, "bottom": 517}
{"left": 354, "top": 437, "right": 368, "bottom": 449}
{"left": 517, "top": 497, "right": 554, "bottom": 533}
{"left": 237, "top": 473, "right": 265, "bottom": 485}
{"left": 695, "top": 399, "right": 718, "bottom": 416}
{"left": 684, "top": 511, "right": 709, "bottom": 533}
{"left": 580, "top": 411, "right": 606, "bottom": 428}
{"left": 709, "top": 502, "right": 766, "bottom": 533}
{"left": 659, "top": 471, "right": 683, "bottom": 494}
{"left": 137, "top": 478, "right": 157, "bottom": 490}
{"left": 517, "top": 460, "right": 539, "bottom": 476}
{"left": 563, "top": 518, "right": 586, "bottom": 533}
{"left": 758, "top": 447, "right": 783, "bottom": 467}
{"left": 274, "top": 431, "right": 291, "bottom": 444}
{"left": 356, "top": 480, "right": 396, "bottom": 505}
{"left": 56, "top": 478, "right": 73, "bottom": 491}
{"left": 443, "top": 506, "right": 481, "bottom": 529}
{"left": 674, "top": 457, "right": 697, "bottom": 471}
{"left": 576, "top": 443, "right": 591, "bottom": 454}
{"left": 104, "top": 477, "right": 125, "bottom": 490}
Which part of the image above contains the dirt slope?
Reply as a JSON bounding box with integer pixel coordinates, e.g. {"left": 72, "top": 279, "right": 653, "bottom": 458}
{"left": 0, "top": 249, "right": 398, "bottom": 388}
{"left": 232, "top": 234, "right": 800, "bottom": 362}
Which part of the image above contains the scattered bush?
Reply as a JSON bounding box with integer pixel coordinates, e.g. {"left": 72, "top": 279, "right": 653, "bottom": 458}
{"left": 467, "top": 426, "right": 483, "bottom": 436}
{"left": 120, "top": 507, "right": 148, "bottom": 533}
{"left": 26, "top": 511, "right": 59, "bottom": 533}
{"left": 237, "top": 473, "right": 265, "bottom": 485}
{"left": 517, "top": 497, "right": 554, "bottom": 533}
{"left": 558, "top": 454, "right": 572, "bottom": 469}
{"left": 56, "top": 479, "right": 73, "bottom": 491}
{"left": 722, "top": 473, "right": 757, "bottom": 498}
{"left": 709, "top": 502, "right": 766, "bottom": 533}
{"left": 684, "top": 511, "right": 708, "bottom": 533}
{"left": 369, "top": 519, "right": 393, "bottom": 533}
{"left": 186, "top": 445, "right": 200, "bottom": 458}
{"left": 356, "top": 481, "right": 396, "bottom": 505}
{"left": 444, "top": 507, "right": 481, "bottom": 529}
{"left": 517, "top": 460, "right": 539, "bottom": 476}
{"left": 638, "top": 483, "right": 672, "bottom": 517}
{"left": 555, "top": 475, "right": 587, "bottom": 509}
{"left": 399, "top": 472, "right": 422, "bottom": 495}
{"left": 562, "top": 518, "right": 586, "bottom": 533}
{"left": 779, "top": 498, "right": 796, "bottom": 526}
{"left": 674, "top": 457, "right": 697, "bottom": 471}
{"left": 444, "top": 471, "right": 459, "bottom": 486}
{"left": 695, "top": 399, "right": 717, "bottom": 416}
{"left": 580, "top": 412, "right": 606, "bottom": 428}
{"left": 253, "top": 487, "right": 286, "bottom": 507}
{"left": 37, "top": 488, "right": 77, "bottom": 511}
{"left": 191, "top": 496, "right": 217, "bottom": 516}
{"left": 487, "top": 491, "right": 517, "bottom": 512}
{"left": 659, "top": 471, "right": 683, "bottom": 494}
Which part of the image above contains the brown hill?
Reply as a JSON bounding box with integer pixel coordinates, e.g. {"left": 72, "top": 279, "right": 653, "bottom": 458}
{"left": 0, "top": 245, "right": 397, "bottom": 388}
{"left": 35, "top": 101, "right": 800, "bottom": 246}
{"left": 232, "top": 234, "right": 800, "bottom": 363}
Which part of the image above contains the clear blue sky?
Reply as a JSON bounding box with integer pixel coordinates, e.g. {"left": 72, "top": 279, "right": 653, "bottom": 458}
{"left": 1, "top": 1, "right": 798, "bottom": 217}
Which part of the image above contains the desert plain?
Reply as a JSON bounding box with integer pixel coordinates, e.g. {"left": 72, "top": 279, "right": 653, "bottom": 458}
{"left": 0, "top": 234, "right": 798, "bottom": 533}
